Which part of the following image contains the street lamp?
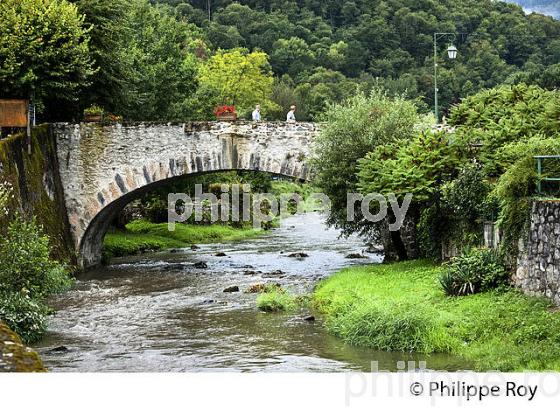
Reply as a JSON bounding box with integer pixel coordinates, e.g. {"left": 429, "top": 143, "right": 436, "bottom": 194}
{"left": 447, "top": 45, "right": 458, "bottom": 60}
{"left": 434, "top": 33, "right": 458, "bottom": 124}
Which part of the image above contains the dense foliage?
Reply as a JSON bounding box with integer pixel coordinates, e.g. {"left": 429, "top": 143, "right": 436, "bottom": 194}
{"left": 440, "top": 248, "right": 509, "bottom": 296}
{"left": 448, "top": 84, "right": 560, "bottom": 253}
{"left": 312, "top": 80, "right": 560, "bottom": 266}
{"left": 0, "top": 0, "right": 94, "bottom": 113}
{"left": 3, "top": 0, "right": 560, "bottom": 121}
{"left": 196, "top": 48, "right": 277, "bottom": 117}
{"left": 312, "top": 89, "right": 421, "bottom": 243}
{"left": 357, "top": 131, "right": 463, "bottom": 202}
{"left": 154, "top": 0, "right": 560, "bottom": 120}
{"left": 0, "top": 184, "right": 72, "bottom": 343}
{"left": 449, "top": 83, "right": 560, "bottom": 176}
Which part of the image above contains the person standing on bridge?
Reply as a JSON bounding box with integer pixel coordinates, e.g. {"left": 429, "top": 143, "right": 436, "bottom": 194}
{"left": 286, "top": 105, "right": 296, "bottom": 123}
{"left": 252, "top": 104, "right": 261, "bottom": 122}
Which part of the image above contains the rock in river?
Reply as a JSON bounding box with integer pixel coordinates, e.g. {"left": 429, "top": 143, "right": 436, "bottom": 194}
{"left": 193, "top": 261, "right": 208, "bottom": 269}
{"left": 288, "top": 252, "right": 309, "bottom": 258}
{"left": 49, "top": 345, "right": 70, "bottom": 353}
{"left": 215, "top": 252, "right": 227, "bottom": 257}
{"left": 345, "top": 253, "right": 366, "bottom": 259}
{"left": 163, "top": 263, "right": 187, "bottom": 271}
{"left": 262, "top": 270, "right": 285, "bottom": 278}
{"left": 223, "top": 286, "right": 240, "bottom": 293}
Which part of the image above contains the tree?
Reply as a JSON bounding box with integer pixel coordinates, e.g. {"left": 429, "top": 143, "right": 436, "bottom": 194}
{"left": 357, "top": 132, "right": 463, "bottom": 202}
{"left": 0, "top": 0, "right": 94, "bottom": 113}
{"left": 312, "top": 88, "right": 422, "bottom": 246}
{"left": 449, "top": 83, "right": 560, "bottom": 176}
{"left": 294, "top": 68, "right": 357, "bottom": 120}
{"left": 122, "top": 0, "right": 200, "bottom": 121}
{"left": 270, "top": 37, "right": 315, "bottom": 79}
{"left": 71, "top": 0, "right": 135, "bottom": 114}
{"left": 198, "top": 48, "right": 277, "bottom": 116}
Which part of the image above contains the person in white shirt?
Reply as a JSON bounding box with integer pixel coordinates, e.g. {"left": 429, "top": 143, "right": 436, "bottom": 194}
{"left": 286, "top": 105, "right": 296, "bottom": 123}
{"left": 252, "top": 104, "right": 261, "bottom": 121}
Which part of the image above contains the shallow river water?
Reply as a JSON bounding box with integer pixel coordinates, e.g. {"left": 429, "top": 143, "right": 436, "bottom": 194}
{"left": 35, "top": 212, "right": 466, "bottom": 372}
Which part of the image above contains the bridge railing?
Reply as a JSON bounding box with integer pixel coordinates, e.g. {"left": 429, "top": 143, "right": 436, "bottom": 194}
{"left": 535, "top": 155, "right": 560, "bottom": 196}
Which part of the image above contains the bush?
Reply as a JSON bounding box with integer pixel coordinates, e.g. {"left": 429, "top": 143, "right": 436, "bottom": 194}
{"left": 0, "top": 216, "right": 72, "bottom": 342}
{"left": 440, "top": 248, "right": 509, "bottom": 296}
{"left": 0, "top": 292, "right": 48, "bottom": 344}
{"left": 256, "top": 286, "right": 296, "bottom": 312}
{"left": 0, "top": 217, "right": 73, "bottom": 299}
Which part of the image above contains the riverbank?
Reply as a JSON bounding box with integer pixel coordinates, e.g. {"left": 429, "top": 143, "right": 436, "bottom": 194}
{"left": 103, "top": 220, "right": 263, "bottom": 259}
{"left": 313, "top": 260, "right": 560, "bottom": 371}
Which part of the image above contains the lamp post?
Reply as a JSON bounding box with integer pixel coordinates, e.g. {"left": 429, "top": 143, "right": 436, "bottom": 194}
{"left": 434, "top": 33, "right": 458, "bottom": 123}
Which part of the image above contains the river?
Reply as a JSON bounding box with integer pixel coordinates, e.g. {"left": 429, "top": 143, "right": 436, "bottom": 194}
{"left": 35, "top": 212, "right": 465, "bottom": 372}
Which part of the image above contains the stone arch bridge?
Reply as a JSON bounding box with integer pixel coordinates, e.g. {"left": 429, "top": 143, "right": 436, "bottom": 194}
{"left": 52, "top": 121, "right": 318, "bottom": 268}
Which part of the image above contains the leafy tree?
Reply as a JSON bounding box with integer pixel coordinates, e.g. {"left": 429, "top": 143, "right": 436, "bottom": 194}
{"left": 269, "top": 75, "right": 307, "bottom": 120}
{"left": 122, "top": 0, "right": 200, "bottom": 120}
{"left": 270, "top": 37, "right": 315, "bottom": 79}
{"left": 0, "top": 0, "right": 94, "bottom": 113}
{"left": 71, "top": 0, "right": 135, "bottom": 114}
{"left": 312, "top": 88, "right": 421, "bottom": 243}
{"left": 295, "top": 68, "right": 358, "bottom": 120}
{"left": 198, "top": 48, "right": 277, "bottom": 116}
{"left": 449, "top": 83, "right": 560, "bottom": 176}
{"left": 357, "top": 131, "right": 463, "bottom": 202}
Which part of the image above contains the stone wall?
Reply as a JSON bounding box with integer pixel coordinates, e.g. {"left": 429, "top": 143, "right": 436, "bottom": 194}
{"left": 0, "top": 126, "right": 75, "bottom": 264}
{"left": 515, "top": 200, "right": 560, "bottom": 304}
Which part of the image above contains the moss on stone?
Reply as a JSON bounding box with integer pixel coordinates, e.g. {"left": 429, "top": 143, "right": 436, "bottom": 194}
{"left": 0, "top": 126, "right": 75, "bottom": 265}
{"left": 0, "top": 322, "right": 46, "bottom": 372}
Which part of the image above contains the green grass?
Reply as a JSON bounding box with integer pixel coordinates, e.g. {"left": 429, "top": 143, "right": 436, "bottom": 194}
{"left": 103, "top": 220, "right": 262, "bottom": 259}
{"left": 313, "top": 260, "right": 560, "bottom": 371}
{"left": 256, "top": 286, "right": 297, "bottom": 312}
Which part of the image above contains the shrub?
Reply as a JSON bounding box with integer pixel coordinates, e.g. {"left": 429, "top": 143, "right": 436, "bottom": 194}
{"left": 0, "top": 292, "right": 48, "bottom": 344}
{"left": 0, "top": 216, "right": 72, "bottom": 342}
{"left": 256, "top": 286, "right": 296, "bottom": 312}
{"left": 440, "top": 248, "right": 509, "bottom": 296}
{"left": 0, "top": 217, "right": 73, "bottom": 299}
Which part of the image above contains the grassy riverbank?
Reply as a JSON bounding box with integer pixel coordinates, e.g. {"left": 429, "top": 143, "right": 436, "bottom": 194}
{"left": 103, "top": 220, "right": 263, "bottom": 259}
{"left": 313, "top": 260, "right": 560, "bottom": 371}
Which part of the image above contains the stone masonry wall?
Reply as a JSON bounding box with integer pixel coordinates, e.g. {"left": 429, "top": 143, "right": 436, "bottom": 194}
{"left": 515, "top": 200, "right": 560, "bottom": 304}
